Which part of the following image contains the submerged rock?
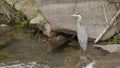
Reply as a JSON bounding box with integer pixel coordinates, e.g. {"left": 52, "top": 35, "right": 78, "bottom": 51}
{"left": 48, "top": 35, "right": 67, "bottom": 51}
{"left": 94, "top": 44, "right": 120, "bottom": 53}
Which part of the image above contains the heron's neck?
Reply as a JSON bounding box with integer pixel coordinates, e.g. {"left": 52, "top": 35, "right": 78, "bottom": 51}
{"left": 77, "top": 16, "right": 81, "bottom": 25}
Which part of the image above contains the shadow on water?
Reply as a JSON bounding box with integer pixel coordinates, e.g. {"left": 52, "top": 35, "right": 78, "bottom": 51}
{"left": 51, "top": 40, "right": 71, "bottom": 53}
{"left": 0, "top": 38, "right": 19, "bottom": 50}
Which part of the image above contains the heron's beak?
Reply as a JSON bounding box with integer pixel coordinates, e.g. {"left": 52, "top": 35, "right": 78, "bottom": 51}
{"left": 71, "top": 14, "right": 77, "bottom": 17}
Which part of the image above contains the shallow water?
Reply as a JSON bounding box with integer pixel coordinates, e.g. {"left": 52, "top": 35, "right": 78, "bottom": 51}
{"left": 0, "top": 26, "right": 120, "bottom": 68}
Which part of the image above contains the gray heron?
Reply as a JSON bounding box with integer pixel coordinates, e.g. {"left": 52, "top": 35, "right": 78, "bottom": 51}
{"left": 71, "top": 12, "right": 88, "bottom": 51}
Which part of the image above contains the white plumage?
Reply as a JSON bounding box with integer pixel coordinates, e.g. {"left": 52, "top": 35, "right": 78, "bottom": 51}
{"left": 77, "top": 22, "right": 88, "bottom": 51}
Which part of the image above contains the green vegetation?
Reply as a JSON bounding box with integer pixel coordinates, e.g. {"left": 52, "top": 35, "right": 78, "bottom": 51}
{"left": 0, "top": 0, "right": 29, "bottom": 28}
{"left": 38, "top": 19, "right": 45, "bottom": 26}
{"left": 1, "top": 0, "right": 43, "bottom": 28}
{"left": 23, "top": 0, "right": 29, "bottom": 7}
{"left": 108, "top": 34, "right": 120, "bottom": 44}
{"left": 15, "top": 0, "right": 19, "bottom": 3}
{"left": 12, "top": 10, "right": 30, "bottom": 28}
{"left": 15, "top": 19, "right": 30, "bottom": 28}
{"left": 30, "top": 11, "right": 39, "bottom": 19}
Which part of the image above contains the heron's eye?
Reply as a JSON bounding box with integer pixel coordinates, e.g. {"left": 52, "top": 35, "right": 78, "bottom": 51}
{"left": 76, "top": 12, "right": 80, "bottom": 15}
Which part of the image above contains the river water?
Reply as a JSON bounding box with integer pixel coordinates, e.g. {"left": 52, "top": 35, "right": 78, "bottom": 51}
{"left": 0, "top": 25, "right": 120, "bottom": 68}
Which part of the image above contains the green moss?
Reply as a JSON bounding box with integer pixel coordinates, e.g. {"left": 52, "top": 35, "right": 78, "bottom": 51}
{"left": 0, "top": 55, "right": 13, "bottom": 60}
{"left": 16, "top": 20, "right": 29, "bottom": 28}
{"left": 0, "top": 40, "right": 6, "bottom": 46}
{"left": 108, "top": 34, "right": 120, "bottom": 44}
{"left": 30, "top": 11, "right": 39, "bottom": 19}
{"left": 13, "top": 10, "right": 30, "bottom": 28}
{"left": 15, "top": 0, "right": 19, "bottom": 3}
{"left": 0, "top": 39, "right": 11, "bottom": 46}
{"left": 63, "top": 47, "right": 75, "bottom": 52}
{"left": 37, "top": 19, "right": 45, "bottom": 26}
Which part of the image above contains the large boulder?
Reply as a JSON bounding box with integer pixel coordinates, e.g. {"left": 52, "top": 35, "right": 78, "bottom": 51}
{"left": 36, "top": 0, "right": 118, "bottom": 40}
{"left": 5, "top": 0, "right": 119, "bottom": 40}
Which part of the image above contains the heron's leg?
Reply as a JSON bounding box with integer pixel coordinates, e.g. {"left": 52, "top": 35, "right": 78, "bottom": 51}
{"left": 79, "top": 46, "right": 86, "bottom": 56}
{"left": 82, "top": 50, "right": 86, "bottom": 56}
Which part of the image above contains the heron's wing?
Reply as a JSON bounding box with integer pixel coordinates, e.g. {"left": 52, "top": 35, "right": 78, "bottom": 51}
{"left": 77, "top": 26, "right": 88, "bottom": 51}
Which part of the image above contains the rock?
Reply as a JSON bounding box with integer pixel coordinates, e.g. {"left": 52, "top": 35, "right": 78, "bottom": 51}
{"left": 6, "top": 0, "right": 39, "bottom": 19}
{"left": 36, "top": 0, "right": 118, "bottom": 40}
{"left": 0, "top": 24, "right": 12, "bottom": 33}
{"left": 43, "top": 23, "right": 53, "bottom": 37}
{"left": 29, "top": 14, "right": 44, "bottom": 24}
{"left": 29, "top": 14, "right": 54, "bottom": 37}
{"left": 94, "top": 44, "right": 120, "bottom": 53}
{"left": 0, "top": 24, "right": 8, "bottom": 27}
{"left": 48, "top": 35, "right": 67, "bottom": 51}
{"left": 6, "top": 0, "right": 119, "bottom": 40}
{"left": 68, "top": 40, "right": 79, "bottom": 48}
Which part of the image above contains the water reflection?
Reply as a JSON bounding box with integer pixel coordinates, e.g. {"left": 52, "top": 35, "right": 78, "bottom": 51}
{"left": 0, "top": 27, "right": 118, "bottom": 68}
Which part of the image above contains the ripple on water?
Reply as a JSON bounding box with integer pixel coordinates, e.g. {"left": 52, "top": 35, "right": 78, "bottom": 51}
{"left": 0, "top": 61, "right": 41, "bottom": 68}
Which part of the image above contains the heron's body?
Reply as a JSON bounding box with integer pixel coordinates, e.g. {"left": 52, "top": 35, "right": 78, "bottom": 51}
{"left": 77, "top": 20, "right": 88, "bottom": 51}
{"left": 71, "top": 12, "right": 88, "bottom": 51}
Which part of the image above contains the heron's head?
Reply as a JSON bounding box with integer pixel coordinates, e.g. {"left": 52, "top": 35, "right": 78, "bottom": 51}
{"left": 71, "top": 12, "right": 81, "bottom": 17}
{"left": 71, "top": 12, "right": 81, "bottom": 21}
